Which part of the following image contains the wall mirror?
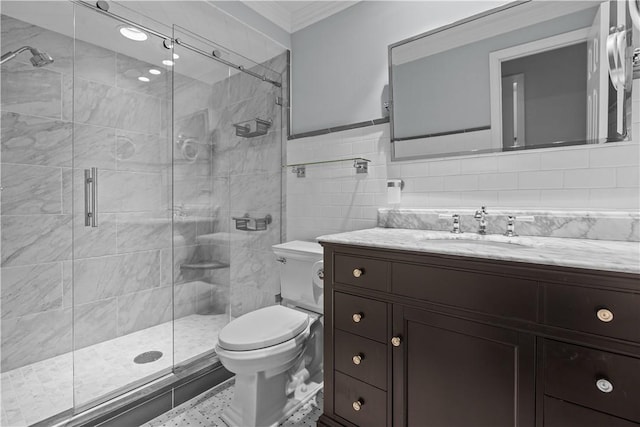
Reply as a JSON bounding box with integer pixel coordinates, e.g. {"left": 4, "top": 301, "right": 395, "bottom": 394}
{"left": 389, "top": 0, "right": 636, "bottom": 161}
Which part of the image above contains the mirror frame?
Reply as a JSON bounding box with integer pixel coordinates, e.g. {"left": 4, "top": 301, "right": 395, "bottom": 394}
{"left": 388, "top": 0, "right": 627, "bottom": 161}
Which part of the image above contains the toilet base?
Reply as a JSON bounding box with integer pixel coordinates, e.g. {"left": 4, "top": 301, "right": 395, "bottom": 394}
{"left": 221, "top": 371, "right": 323, "bottom": 427}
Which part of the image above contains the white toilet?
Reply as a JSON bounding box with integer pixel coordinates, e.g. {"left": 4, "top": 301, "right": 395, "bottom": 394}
{"left": 215, "top": 240, "right": 324, "bottom": 427}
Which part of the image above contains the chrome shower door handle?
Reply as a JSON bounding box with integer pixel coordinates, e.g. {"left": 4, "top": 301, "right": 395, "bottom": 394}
{"left": 84, "top": 168, "right": 98, "bottom": 227}
{"left": 91, "top": 167, "right": 98, "bottom": 227}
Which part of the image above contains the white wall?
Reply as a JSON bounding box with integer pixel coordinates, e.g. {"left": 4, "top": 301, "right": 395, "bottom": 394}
{"left": 290, "top": 1, "right": 507, "bottom": 134}
{"left": 286, "top": 84, "right": 640, "bottom": 240}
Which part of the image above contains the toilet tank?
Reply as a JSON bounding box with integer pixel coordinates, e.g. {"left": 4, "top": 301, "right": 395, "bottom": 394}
{"left": 272, "top": 241, "right": 323, "bottom": 313}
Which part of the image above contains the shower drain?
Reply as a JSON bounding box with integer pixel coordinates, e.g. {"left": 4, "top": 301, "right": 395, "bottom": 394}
{"left": 133, "top": 351, "right": 163, "bottom": 364}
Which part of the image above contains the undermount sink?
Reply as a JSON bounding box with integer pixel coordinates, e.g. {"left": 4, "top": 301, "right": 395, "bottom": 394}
{"left": 423, "top": 239, "right": 531, "bottom": 249}
{"left": 422, "top": 234, "right": 537, "bottom": 249}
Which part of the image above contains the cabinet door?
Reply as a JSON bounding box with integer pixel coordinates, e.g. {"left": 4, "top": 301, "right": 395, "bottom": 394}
{"left": 392, "top": 305, "right": 535, "bottom": 427}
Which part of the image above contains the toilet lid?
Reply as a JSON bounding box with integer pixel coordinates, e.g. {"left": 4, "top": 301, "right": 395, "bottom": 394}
{"left": 218, "top": 305, "right": 309, "bottom": 351}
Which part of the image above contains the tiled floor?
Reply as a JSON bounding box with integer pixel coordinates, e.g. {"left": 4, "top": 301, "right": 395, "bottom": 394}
{"left": 1, "top": 314, "right": 228, "bottom": 427}
{"left": 143, "top": 379, "right": 323, "bottom": 427}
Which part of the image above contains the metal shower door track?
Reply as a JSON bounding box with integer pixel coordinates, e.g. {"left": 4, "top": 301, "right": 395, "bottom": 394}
{"left": 71, "top": 0, "right": 281, "bottom": 87}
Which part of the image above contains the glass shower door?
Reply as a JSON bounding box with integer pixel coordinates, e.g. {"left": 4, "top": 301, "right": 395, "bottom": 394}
{"left": 1, "top": 1, "right": 75, "bottom": 425}
{"left": 71, "top": 3, "right": 174, "bottom": 408}
{"left": 170, "top": 27, "right": 233, "bottom": 367}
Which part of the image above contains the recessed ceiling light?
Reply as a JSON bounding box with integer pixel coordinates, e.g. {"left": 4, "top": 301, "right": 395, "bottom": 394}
{"left": 173, "top": 53, "right": 180, "bottom": 59}
{"left": 149, "top": 69, "right": 161, "bottom": 75}
{"left": 138, "top": 76, "right": 150, "bottom": 82}
{"left": 162, "top": 60, "right": 174, "bottom": 66}
{"left": 119, "top": 26, "right": 148, "bottom": 41}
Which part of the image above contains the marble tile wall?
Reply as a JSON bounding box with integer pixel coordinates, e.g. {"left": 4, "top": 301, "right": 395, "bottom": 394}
{"left": 0, "top": 14, "right": 177, "bottom": 372}
{"left": 203, "top": 52, "right": 287, "bottom": 318}
{"left": 1, "top": 13, "right": 287, "bottom": 372}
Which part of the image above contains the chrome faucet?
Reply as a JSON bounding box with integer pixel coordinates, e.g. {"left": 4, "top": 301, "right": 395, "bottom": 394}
{"left": 474, "top": 206, "right": 488, "bottom": 235}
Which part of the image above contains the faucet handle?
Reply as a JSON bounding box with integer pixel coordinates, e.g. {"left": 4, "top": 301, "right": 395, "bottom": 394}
{"left": 504, "top": 215, "right": 535, "bottom": 237}
{"left": 439, "top": 213, "right": 462, "bottom": 233}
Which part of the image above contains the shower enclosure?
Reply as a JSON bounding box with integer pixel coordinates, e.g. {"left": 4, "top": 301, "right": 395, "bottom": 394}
{"left": 0, "top": 1, "right": 285, "bottom": 425}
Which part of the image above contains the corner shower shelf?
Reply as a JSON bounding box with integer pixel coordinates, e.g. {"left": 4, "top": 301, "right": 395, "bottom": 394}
{"left": 284, "top": 157, "right": 370, "bottom": 178}
{"left": 233, "top": 118, "right": 272, "bottom": 138}
{"left": 179, "top": 261, "right": 229, "bottom": 270}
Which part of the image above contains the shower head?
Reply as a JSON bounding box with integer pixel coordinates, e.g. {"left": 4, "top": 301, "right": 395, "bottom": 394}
{"left": 0, "top": 46, "right": 54, "bottom": 67}
{"left": 28, "top": 48, "right": 54, "bottom": 67}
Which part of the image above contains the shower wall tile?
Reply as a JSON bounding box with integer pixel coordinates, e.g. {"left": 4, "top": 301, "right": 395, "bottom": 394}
{"left": 62, "top": 73, "right": 73, "bottom": 122}
{"left": 95, "top": 170, "right": 164, "bottom": 213}
{"left": 174, "top": 283, "right": 196, "bottom": 319}
{"left": 1, "top": 112, "right": 72, "bottom": 167}
{"left": 0, "top": 61, "right": 63, "bottom": 119}
{"left": 0, "top": 164, "right": 62, "bottom": 215}
{"left": 73, "top": 250, "right": 161, "bottom": 305}
{"left": 73, "top": 78, "right": 162, "bottom": 134}
{"left": 1, "top": 308, "right": 72, "bottom": 372}
{"left": 75, "top": 40, "right": 116, "bottom": 86}
{"left": 116, "top": 130, "right": 169, "bottom": 173}
{"left": 230, "top": 172, "right": 281, "bottom": 214}
{"left": 74, "top": 123, "right": 117, "bottom": 170}
{"left": 62, "top": 261, "right": 72, "bottom": 309}
{"left": 116, "top": 286, "right": 172, "bottom": 336}
{"left": 116, "top": 213, "right": 171, "bottom": 253}
{"left": 228, "top": 130, "right": 282, "bottom": 175}
{"left": 74, "top": 213, "right": 118, "bottom": 258}
{"left": 1, "top": 215, "right": 72, "bottom": 267}
{"left": 74, "top": 298, "right": 117, "bottom": 349}
{"left": 1, "top": 263, "right": 63, "bottom": 319}
{"left": 174, "top": 175, "right": 213, "bottom": 208}
{"left": 61, "top": 168, "right": 72, "bottom": 214}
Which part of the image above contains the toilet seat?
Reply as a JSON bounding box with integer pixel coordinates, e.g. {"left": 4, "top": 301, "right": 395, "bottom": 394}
{"left": 218, "top": 305, "right": 309, "bottom": 351}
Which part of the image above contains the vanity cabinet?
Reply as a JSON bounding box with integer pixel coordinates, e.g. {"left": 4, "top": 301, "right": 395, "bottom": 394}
{"left": 318, "top": 243, "right": 640, "bottom": 427}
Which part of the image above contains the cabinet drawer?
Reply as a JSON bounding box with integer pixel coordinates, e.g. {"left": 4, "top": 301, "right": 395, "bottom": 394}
{"left": 334, "top": 371, "right": 386, "bottom": 427}
{"left": 544, "top": 340, "right": 640, "bottom": 423}
{"left": 335, "top": 330, "right": 387, "bottom": 390}
{"left": 392, "top": 262, "right": 538, "bottom": 321}
{"left": 334, "top": 292, "right": 387, "bottom": 343}
{"left": 334, "top": 254, "right": 389, "bottom": 291}
{"left": 543, "top": 396, "right": 639, "bottom": 427}
{"left": 543, "top": 284, "right": 640, "bottom": 342}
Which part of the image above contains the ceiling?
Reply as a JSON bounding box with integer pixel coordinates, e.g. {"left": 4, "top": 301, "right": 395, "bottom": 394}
{"left": 242, "top": 1, "right": 359, "bottom": 33}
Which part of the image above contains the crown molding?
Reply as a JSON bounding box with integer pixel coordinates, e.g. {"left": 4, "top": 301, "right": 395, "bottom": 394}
{"left": 242, "top": 1, "right": 360, "bottom": 34}
{"left": 243, "top": 1, "right": 293, "bottom": 33}
{"left": 290, "top": 1, "right": 359, "bottom": 32}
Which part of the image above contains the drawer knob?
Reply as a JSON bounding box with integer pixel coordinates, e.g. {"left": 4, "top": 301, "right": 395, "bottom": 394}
{"left": 352, "top": 399, "right": 364, "bottom": 411}
{"left": 596, "top": 308, "right": 614, "bottom": 323}
{"left": 391, "top": 336, "right": 402, "bottom": 347}
{"left": 596, "top": 378, "right": 614, "bottom": 393}
{"left": 353, "top": 268, "right": 364, "bottom": 278}
{"left": 352, "top": 354, "right": 364, "bottom": 365}
{"left": 352, "top": 312, "right": 363, "bottom": 323}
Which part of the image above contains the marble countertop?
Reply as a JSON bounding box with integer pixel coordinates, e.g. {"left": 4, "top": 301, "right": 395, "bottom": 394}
{"left": 317, "top": 228, "right": 640, "bottom": 275}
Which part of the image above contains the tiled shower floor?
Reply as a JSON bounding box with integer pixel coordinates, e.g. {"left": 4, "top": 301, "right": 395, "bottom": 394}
{"left": 1, "top": 314, "right": 229, "bottom": 427}
{"left": 142, "top": 378, "right": 323, "bottom": 427}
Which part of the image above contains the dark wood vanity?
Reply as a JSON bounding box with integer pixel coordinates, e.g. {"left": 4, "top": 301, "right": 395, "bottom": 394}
{"left": 318, "top": 242, "right": 640, "bottom": 427}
